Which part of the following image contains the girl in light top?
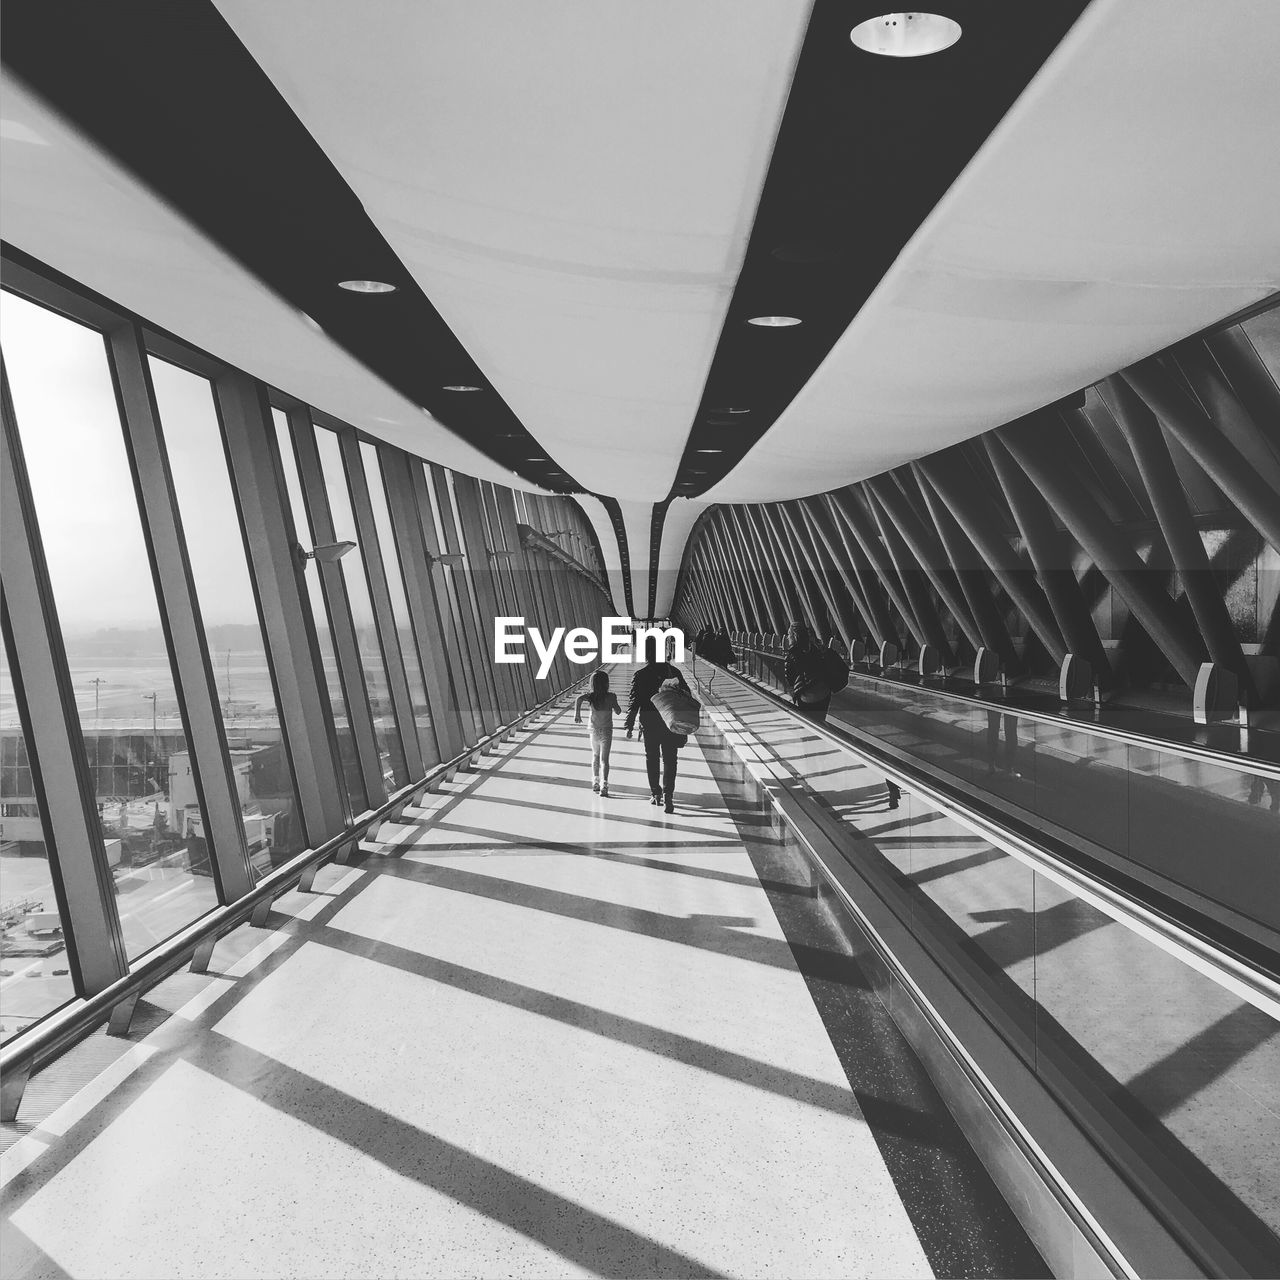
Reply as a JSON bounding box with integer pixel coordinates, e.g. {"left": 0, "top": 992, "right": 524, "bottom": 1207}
{"left": 574, "top": 668, "right": 622, "bottom": 797}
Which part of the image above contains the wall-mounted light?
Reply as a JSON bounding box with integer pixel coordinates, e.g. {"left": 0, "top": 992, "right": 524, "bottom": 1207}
{"left": 294, "top": 541, "right": 356, "bottom": 570}
{"left": 426, "top": 550, "right": 466, "bottom": 567}
{"left": 487, "top": 548, "right": 516, "bottom": 561}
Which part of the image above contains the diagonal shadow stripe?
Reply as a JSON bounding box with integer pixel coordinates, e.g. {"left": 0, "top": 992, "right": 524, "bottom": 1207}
{"left": 365, "top": 856, "right": 857, "bottom": 982}
{"left": 312, "top": 925, "right": 874, "bottom": 1124}
{"left": 195, "top": 1030, "right": 727, "bottom": 1279}
{"left": 387, "top": 827, "right": 807, "bottom": 895}
{"left": 1123, "top": 1002, "right": 1280, "bottom": 1120}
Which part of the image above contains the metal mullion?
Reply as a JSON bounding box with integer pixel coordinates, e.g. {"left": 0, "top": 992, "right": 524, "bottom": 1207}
{"left": 761, "top": 504, "right": 826, "bottom": 637}
{"left": 731, "top": 506, "right": 792, "bottom": 628}
{"left": 868, "top": 474, "right": 984, "bottom": 654}
{"left": 860, "top": 483, "right": 940, "bottom": 652}
{"left": 815, "top": 494, "right": 897, "bottom": 645}
{"left": 214, "top": 374, "right": 347, "bottom": 842}
{"left": 976, "top": 437, "right": 1102, "bottom": 676}
{"left": 289, "top": 409, "right": 387, "bottom": 808}
{"left": 1, "top": 362, "right": 128, "bottom": 995}
{"left": 106, "top": 323, "right": 254, "bottom": 901}
{"left": 910, "top": 460, "right": 1022, "bottom": 672}
{"left": 779, "top": 503, "right": 857, "bottom": 647}
{"left": 417, "top": 465, "right": 484, "bottom": 740}
{"left": 429, "top": 465, "right": 495, "bottom": 734}
{"left": 712, "top": 509, "right": 765, "bottom": 628}
{"left": 828, "top": 489, "right": 927, "bottom": 648}
{"left": 445, "top": 470, "right": 507, "bottom": 729}
{"left": 996, "top": 423, "right": 1204, "bottom": 687}
{"left": 452, "top": 474, "right": 520, "bottom": 725}
{"left": 487, "top": 486, "right": 538, "bottom": 709}
{"left": 797, "top": 499, "right": 882, "bottom": 646}
{"left": 1104, "top": 379, "right": 1252, "bottom": 697}
{"left": 524, "top": 549, "right": 565, "bottom": 691}
{"left": 708, "top": 513, "right": 765, "bottom": 631}
{"left": 744, "top": 505, "right": 811, "bottom": 632}
{"left": 691, "top": 539, "right": 736, "bottom": 631}
{"left": 701, "top": 533, "right": 748, "bottom": 632}
{"left": 707, "top": 512, "right": 764, "bottom": 630}
{"left": 527, "top": 497, "right": 573, "bottom": 687}
{"left": 408, "top": 461, "right": 480, "bottom": 744}
{"left": 337, "top": 430, "right": 424, "bottom": 780}
{"left": 913, "top": 457, "right": 1067, "bottom": 667}
{"left": 1123, "top": 360, "right": 1280, "bottom": 554}
{"left": 380, "top": 451, "right": 457, "bottom": 760}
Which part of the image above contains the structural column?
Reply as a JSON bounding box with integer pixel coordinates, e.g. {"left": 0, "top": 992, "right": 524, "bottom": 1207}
{"left": 1102, "top": 379, "right": 1252, "bottom": 697}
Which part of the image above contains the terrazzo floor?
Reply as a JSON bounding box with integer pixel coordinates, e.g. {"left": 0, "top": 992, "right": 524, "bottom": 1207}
{"left": 0, "top": 696, "right": 1046, "bottom": 1279}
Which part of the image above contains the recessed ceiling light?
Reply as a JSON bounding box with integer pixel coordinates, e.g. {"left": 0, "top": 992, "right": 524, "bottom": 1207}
{"left": 695, "top": 449, "right": 723, "bottom": 454}
{"left": 442, "top": 384, "right": 482, "bottom": 392}
{"left": 747, "top": 315, "right": 802, "bottom": 327}
{"left": 338, "top": 279, "right": 397, "bottom": 293}
{"left": 710, "top": 407, "right": 750, "bottom": 415}
{"left": 850, "top": 12, "right": 962, "bottom": 57}
{"left": 298, "top": 311, "right": 324, "bottom": 333}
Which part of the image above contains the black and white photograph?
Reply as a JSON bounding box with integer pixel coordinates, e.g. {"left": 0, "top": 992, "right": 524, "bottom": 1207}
{"left": 1, "top": 3, "right": 1278, "bottom": 1277}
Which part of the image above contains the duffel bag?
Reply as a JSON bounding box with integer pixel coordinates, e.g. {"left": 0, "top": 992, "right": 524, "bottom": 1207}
{"left": 651, "top": 682, "right": 701, "bottom": 735}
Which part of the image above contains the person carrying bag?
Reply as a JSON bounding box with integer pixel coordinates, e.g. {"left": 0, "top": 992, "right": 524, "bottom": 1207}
{"left": 784, "top": 621, "right": 835, "bottom": 723}
{"left": 625, "top": 637, "right": 695, "bottom": 813}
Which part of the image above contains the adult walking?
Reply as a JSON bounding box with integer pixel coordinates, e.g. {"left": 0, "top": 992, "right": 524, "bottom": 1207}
{"left": 783, "top": 620, "right": 833, "bottom": 723}
{"left": 625, "top": 637, "right": 692, "bottom": 813}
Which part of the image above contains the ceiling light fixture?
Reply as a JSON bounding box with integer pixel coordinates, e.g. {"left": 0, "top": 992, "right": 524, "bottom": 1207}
{"left": 850, "top": 12, "right": 962, "bottom": 57}
{"left": 338, "top": 279, "right": 397, "bottom": 293}
{"left": 442, "top": 384, "right": 482, "bottom": 392}
{"left": 695, "top": 449, "right": 724, "bottom": 454}
{"left": 747, "top": 315, "right": 802, "bottom": 327}
{"left": 710, "top": 407, "right": 750, "bottom": 414}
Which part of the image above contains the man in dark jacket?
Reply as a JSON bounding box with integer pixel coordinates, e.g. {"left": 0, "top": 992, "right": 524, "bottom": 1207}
{"left": 783, "top": 621, "right": 831, "bottom": 723}
{"left": 625, "top": 637, "right": 691, "bottom": 812}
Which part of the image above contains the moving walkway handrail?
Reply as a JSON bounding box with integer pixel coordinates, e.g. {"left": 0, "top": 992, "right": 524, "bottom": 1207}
{"left": 690, "top": 653, "right": 1280, "bottom": 1020}
{"left": 730, "top": 641, "right": 1280, "bottom": 779}
{"left": 0, "top": 675, "right": 590, "bottom": 1094}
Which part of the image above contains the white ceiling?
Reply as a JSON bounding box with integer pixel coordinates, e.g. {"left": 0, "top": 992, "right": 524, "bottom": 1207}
{"left": 212, "top": 0, "right": 811, "bottom": 502}
{"left": 704, "top": 0, "right": 1280, "bottom": 503}
{"left": 8, "top": 0, "right": 1280, "bottom": 606}
{"left": 0, "top": 79, "right": 537, "bottom": 492}
{"left": 653, "top": 499, "right": 708, "bottom": 618}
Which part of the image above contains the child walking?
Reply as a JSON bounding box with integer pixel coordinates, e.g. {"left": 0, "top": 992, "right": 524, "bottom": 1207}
{"left": 574, "top": 669, "right": 621, "bottom": 796}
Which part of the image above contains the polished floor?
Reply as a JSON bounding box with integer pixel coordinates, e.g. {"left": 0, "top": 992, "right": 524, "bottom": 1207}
{"left": 1, "top": 692, "right": 1045, "bottom": 1279}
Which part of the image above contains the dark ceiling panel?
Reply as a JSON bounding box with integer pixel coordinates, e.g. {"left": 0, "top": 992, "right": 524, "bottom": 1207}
{"left": 667, "top": 0, "right": 1091, "bottom": 501}
{"left": 1, "top": 0, "right": 580, "bottom": 494}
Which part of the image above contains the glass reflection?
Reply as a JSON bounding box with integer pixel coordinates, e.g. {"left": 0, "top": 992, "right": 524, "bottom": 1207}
{"left": 1, "top": 291, "right": 217, "bottom": 960}
{"left": 149, "top": 357, "right": 304, "bottom": 875}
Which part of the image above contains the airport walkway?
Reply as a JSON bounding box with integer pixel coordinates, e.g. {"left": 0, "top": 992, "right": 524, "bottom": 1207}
{"left": 0, "top": 694, "right": 1044, "bottom": 1280}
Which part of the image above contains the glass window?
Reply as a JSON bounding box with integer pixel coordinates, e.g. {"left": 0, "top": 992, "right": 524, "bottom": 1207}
{"left": 0, "top": 629, "right": 74, "bottom": 1043}
{"left": 149, "top": 357, "right": 305, "bottom": 876}
{"left": 422, "top": 463, "right": 484, "bottom": 739}
{"left": 1, "top": 291, "right": 217, "bottom": 960}
{"left": 360, "top": 441, "right": 437, "bottom": 765}
{"left": 270, "top": 408, "right": 366, "bottom": 814}
{"left": 443, "top": 470, "right": 501, "bottom": 729}
{"left": 314, "top": 426, "right": 407, "bottom": 791}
